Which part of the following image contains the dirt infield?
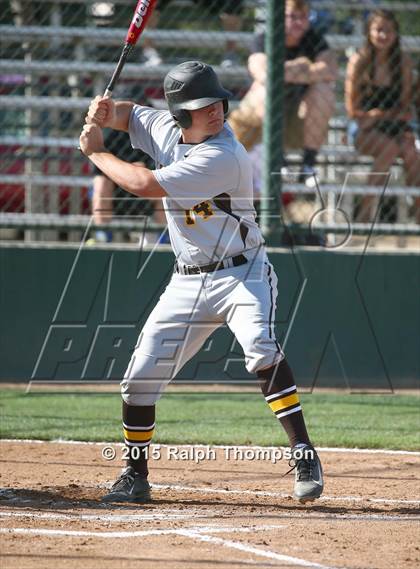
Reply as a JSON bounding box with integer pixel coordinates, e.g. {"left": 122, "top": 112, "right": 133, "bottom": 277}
{"left": 0, "top": 441, "right": 419, "bottom": 569}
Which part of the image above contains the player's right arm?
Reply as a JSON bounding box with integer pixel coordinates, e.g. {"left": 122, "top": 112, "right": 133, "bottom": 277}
{"left": 79, "top": 123, "right": 166, "bottom": 199}
{"left": 85, "top": 96, "right": 136, "bottom": 132}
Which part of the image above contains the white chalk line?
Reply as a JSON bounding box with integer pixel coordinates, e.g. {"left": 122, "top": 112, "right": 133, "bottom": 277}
{"left": 153, "top": 483, "right": 420, "bottom": 507}
{"left": 1, "top": 441, "right": 416, "bottom": 569}
{"left": 2, "top": 506, "right": 416, "bottom": 567}
{"left": 0, "top": 524, "right": 339, "bottom": 569}
{"left": 1, "top": 439, "right": 419, "bottom": 456}
{"left": 177, "top": 529, "right": 342, "bottom": 569}
{"left": 0, "top": 509, "right": 217, "bottom": 523}
{"left": 0, "top": 523, "right": 281, "bottom": 538}
{"left": 1, "top": 506, "right": 418, "bottom": 524}
{"left": 1, "top": 480, "right": 417, "bottom": 509}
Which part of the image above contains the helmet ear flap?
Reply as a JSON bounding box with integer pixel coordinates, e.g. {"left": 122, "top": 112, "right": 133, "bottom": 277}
{"left": 223, "top": 99, "right": 229, "bottom": 117}
{"left": 173, "top": 109, "right": 192, "bottom": 129}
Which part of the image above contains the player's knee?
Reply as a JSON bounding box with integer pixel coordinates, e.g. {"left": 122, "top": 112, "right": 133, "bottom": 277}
{"left": 121, "top": 381, "right": 160, "bottom": 406}
{"left": 121, "top": 371, "right": 164, "bottom": 405}
{"left": 121, "top": 352, "right": 171, "bottom": 406}
{"left": 242, "top": 336, "right": 284, "bottom": 374}
{"left": 247, "top": 353, "right": 284, "bottom": 374}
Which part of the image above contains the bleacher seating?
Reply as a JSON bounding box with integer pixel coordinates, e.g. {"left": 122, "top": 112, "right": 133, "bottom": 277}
{"left": 1, "top": 0, "right": 419, "bottom": 241}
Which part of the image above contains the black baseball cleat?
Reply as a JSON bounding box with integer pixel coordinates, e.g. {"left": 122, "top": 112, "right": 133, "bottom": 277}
{"left": 102, "top": 466, "right": 151, "bottom": 503}
{"left": 290, "top": 444, "right": 324, "bottom": 503}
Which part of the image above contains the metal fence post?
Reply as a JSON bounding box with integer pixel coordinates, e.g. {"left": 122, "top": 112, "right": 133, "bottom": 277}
{"left": 261, "top": 0, "right": 284, "bottom": 245}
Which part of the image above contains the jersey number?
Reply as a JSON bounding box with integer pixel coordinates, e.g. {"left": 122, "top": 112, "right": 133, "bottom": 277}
{"left": 184, "top": 201, "right": 214, "bottom": 225}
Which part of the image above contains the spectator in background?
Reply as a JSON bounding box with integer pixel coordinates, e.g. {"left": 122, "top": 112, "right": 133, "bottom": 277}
{"left": 228, "top": 0, "right": 337, "bottom": 187}
{"left": 89, "top": 129, "right": 167, "bottom": 244}
{"left": 345, "top": 9, "right": 420, "bottom": 222}
{"left": 142, "top": 0, "right": 245, "bottom": 67}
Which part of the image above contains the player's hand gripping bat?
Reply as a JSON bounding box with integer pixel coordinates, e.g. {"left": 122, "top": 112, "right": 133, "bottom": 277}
{"left": 79, "top": 0, "right": 156, "bottom": 150}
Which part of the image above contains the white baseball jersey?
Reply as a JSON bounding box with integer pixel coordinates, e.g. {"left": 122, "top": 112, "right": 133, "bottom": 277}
{"left": 122, "top": 105, "right": 284, "bottom": 406}
{"left": 129, "top": 106, "right": 264, "bottom": 265}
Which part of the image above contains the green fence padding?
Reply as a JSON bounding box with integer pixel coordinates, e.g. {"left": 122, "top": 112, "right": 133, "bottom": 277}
{"left": 1, "top": 246, "right": 419, "bottom": 389}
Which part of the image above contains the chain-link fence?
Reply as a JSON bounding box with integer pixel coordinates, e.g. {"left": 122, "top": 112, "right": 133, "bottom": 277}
{"left": 0, "top": 0, "right": 419, "bottom": 245}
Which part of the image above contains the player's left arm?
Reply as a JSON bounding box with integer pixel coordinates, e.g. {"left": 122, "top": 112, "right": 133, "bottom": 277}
{"left": 80, "top": 123, "right": 166, "bottom": 198}
{"left": 152, "top": 146, "right": 240, "bottom": 211}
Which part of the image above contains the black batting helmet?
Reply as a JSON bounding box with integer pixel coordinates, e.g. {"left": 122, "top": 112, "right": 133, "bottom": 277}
{"left": 164, "top": 61, "right": 232, "bottom": 129}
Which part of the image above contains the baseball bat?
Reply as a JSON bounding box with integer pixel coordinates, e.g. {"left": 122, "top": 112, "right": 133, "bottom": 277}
{"left": 104, "top": 0, "right": 157, "bottom": 97}
{"left": 79, "top": 0, "right": 156, "bottom": 149}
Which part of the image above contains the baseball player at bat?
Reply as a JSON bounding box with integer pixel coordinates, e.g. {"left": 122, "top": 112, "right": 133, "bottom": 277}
{"left": 79, "top": 61, "right": 324, "bottom": 504}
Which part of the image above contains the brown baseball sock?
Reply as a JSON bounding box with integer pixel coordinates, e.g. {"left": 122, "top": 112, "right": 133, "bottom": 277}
{"left": 122, "top": 401, "right": 155, "bottom": 478}
{"left": 257, "top": 359, "right": 311, "bottom": 448}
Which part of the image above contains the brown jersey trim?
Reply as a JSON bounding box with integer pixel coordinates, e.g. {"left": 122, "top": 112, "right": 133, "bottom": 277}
{"left": 213, "top": 192, "right": 249, "bottom": 247}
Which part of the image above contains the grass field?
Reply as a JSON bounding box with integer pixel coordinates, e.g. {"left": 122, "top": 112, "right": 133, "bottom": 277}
{"left": 1, "top": 389, "right": 419, "bottom": 450}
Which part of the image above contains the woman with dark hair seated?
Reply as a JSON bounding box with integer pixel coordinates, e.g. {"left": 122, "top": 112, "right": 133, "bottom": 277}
{"left": 345, "top": 9, "right": 420, "bottom": 223}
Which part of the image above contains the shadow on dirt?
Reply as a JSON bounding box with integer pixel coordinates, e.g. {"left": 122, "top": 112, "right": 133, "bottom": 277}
{"left": 1, "top": 553, "right": 278, "bottom": 567}
{"left": 0, "top": 487, "right": 418, "bottom": 517}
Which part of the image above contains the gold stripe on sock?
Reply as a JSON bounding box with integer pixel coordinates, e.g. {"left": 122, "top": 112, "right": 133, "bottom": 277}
{"left": 123, "top": 427, "right": 155, "bottom": 442}
{"left": 268, "top": 393, "right": 300, "bottom": 413}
